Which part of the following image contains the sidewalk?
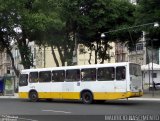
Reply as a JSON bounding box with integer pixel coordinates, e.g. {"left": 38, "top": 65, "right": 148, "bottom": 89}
{"left": 129, "top": 89, "right": 160, "bottom": 101}
{"left": 0, "top": 93, "right": 19, "bottom": 99}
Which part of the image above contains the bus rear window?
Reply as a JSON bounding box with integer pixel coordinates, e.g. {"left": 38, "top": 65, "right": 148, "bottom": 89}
{"left": 19, "top": 74, "right": 28, "bottom": 86}
{"left": 129, "top": 64, "right": 142, "bottom": 76}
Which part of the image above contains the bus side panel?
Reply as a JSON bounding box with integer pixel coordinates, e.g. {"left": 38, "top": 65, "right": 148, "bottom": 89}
{"left": 79, "top": 81, "right": 115, "bottom": 100}
{"left": 19, "top": 86, "right": 29, "bottom": 99}
{"left": 34, "top": 83, "right": 51, "bottom": 98}
{"left": 51, "top": 82, "right": 63, "bottom": 99}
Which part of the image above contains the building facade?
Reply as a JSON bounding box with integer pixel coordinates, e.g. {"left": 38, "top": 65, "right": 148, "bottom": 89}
{"left": 0, "top": 51, "right": 11, "bottom": 76}
{"left": 115, "top": 42, "right": 129, "bottom": 62}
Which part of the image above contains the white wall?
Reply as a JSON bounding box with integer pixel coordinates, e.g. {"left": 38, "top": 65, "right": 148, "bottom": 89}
{"left": 143, "top": 70, "right": 160, "bottom": 84}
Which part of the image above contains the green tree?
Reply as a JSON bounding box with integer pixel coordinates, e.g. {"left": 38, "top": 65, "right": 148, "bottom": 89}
{"left": 0, "top": 0, "right": 61, "bottom": 71}
{"left": 60, "top": 0, "right": 137, "bottom": 64}
{"left": 0, "top": 0, "right": 62, "bottom": 77}
{"left": 135, "top": 0, "right": 160, "bottom": 48}
{"left": 0, "top": 0, "right": 21, "bottom": 76}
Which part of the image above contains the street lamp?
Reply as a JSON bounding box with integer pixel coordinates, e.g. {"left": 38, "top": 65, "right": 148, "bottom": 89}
{"left": 154, "top": 22, "right": 159, "bottom": 27}
{"left": 147, "top": 23, "right": 159, "bottom": 96}
{"left": 101, "top": 22, "right": 159, "bottom": 36}
{"left": 72, "top": 33, "right": 78, "bottom": 65}
{"left": 151, "top": 38, "right": 159, "bottom": 96}
{"left": 101, "top": 22, "right": 159, "bottom": 64}
{"left": 101, "top": 22, "right": 159, "bottom": 95}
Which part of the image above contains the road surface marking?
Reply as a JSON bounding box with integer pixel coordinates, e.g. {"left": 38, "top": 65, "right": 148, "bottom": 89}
{"left": 42, "top": 110, "right": 71, "bottom": 114}
{"left": 18, "top": 118, "right": 38, "bottom": 121}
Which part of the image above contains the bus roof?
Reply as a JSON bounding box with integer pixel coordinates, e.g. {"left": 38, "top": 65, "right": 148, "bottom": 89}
{"left": 21, "top": 62, "right": 136, "bottom": 73}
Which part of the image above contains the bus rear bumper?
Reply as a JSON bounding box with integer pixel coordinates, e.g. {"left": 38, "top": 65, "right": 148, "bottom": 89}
{"left": 127, "top": 91, "right": 143, "bottom": 98}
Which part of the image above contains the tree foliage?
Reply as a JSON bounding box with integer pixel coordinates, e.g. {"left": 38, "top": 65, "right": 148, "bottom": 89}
{"left": 0, "top": 0, "right": 62, "bottom": 71}
{"left": 1, "top": 0, "right": 154, "bottom": 77}
{"left": 135, "top": 0, "right": 160, "bottom": 48}
{"left": 58, "top": 0, "right": 137, "bottom": 63}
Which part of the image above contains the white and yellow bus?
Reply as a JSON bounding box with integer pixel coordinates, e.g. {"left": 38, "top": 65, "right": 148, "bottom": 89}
{"left": 19, "top": 62, "right": 143, "bottom": 104}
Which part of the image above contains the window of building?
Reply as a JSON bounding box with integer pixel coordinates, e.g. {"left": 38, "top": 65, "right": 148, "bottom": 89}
{"left": 19, "top": 74, "right": 28, "bottom": 86}
{"left": 29, "top": 72, "right": 38, "bottom": 83}
{"left": 6, "top": 54, "right": 10, "bottom": 61}
{"left": 116, "top": 66, "right": 126, "bottom": 80}
{"left": 7, "top": 66, "right": 10, "bottom": 74}
{"left": 39, "top": 71, "right": 51, "bottom": 82}
{"left": 66, "top": 69, "right": 80, "bottom": 82}
{"left": 97, "top": 67, "right": 115, "bottom": 81}
{"left": 52, "top": 70, "right": 65, "bottom": 82}
{"left": 136, "top": 43, "right": 143, "bottom": 51}
{"left": 81, "top": 68, "right": 96, "bottom": 81}
{"left": 152, "top": 73, "right": 157, "bottom": 78}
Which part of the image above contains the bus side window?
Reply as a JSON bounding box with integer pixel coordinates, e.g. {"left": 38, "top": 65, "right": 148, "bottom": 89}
{"left": 52, "top": 70, "right": 65, "bottom": 82}
{"left": 66, "top": 69, "right": 80, "bottom": 82}
{"left": 81, "top": 68, "right": 96, "bottom": 81}
{"left": 97, "top": 67, "right": 115, "bottom": 81}
{"left": 116, "top": 66, "right": 126, "bottom": 80}
{"left": 29, "top": 72, "right": 38, "bottom": 83}
{"left": 39, "top": 71, "right": 51, "bottom": 82}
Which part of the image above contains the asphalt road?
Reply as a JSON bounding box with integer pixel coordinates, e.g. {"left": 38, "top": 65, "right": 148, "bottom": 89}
{"left": 0, "top": 99, "right": 160, "bottom": 121}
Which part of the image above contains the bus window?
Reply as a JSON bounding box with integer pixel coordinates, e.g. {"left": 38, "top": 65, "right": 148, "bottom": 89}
{"left": 116, "top": 66, "right": 126, "bottom": 80}
{"left": 81, "top": 68, "right": 96, "bottom": 81}
{"left": 39, "top": 71, "right": 51, "bottom": 82}
{"left": 29, "top": 72, "right": 38, "bottom": 83}
{"left": 52, "top": 70, "right": 65, "bottom": 82}
{"left": 97, "top": 67, "right": 115, "bottom": 81}
{"left": 19, "top": 74, "right": 28, "bottom": 86}
{"left": 66, "top": 69, "right": 80, "bottom": 82}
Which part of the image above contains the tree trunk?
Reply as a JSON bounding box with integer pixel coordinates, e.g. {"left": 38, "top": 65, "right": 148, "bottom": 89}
{"left": 17, "top": 28, "right": 33, "bottom": 69}
{"left": 18, "top": 40, "right": 31, "bottom": 69}
{"left": 51, "top": 45, "right": 59, "bottom": 67}
{"left": 88, "top": 49, "right": 92, "bottom": 64}
{"left": 57, "top": 46, "right": 65, "bottom": 66}
{"left": 6, "top": 49, "right": 20, "bottom": 77}
{"left": 100, "top": 44, "right": 108, "bottom": 64}
{"left": 0, "top": 34, "right": 20, "bottom": 77}
{"left": 95, "top": 41, "right": 98, "bottom": 64}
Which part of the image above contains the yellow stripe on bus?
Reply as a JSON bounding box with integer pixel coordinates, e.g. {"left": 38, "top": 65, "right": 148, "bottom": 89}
{"left": 18, "top": 91, "right": 143, "bottom": 100}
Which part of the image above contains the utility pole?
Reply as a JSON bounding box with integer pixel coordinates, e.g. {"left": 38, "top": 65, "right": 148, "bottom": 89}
{"left": 44, "top": 45, "right": 46, "bottom": 68}
{"left": 151, "top": 40, "right": 154, "bottom": 96}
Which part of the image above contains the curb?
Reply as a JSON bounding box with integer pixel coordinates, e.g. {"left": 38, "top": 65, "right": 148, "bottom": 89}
{"left": 0, "top": 93, "right": 19, "bottom": 99}
{"left": 128, "top": 98, "right": 160, "bottom": 101}
{"left": 0, "top": 96, "right": 18, "bottom": 99}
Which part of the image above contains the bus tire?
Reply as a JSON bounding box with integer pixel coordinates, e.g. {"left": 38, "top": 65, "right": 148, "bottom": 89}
{"left": 29, "top": 91, "right": 38, "bottom": 102}
{"left": 81, "top": 91, "right": 93, "bottom": 104}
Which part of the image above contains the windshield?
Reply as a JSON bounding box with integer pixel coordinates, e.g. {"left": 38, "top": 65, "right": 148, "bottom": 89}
{"left": 19, "top": 74, "right": 28, "bottom": 86}
{"left": 129, "top": 63, "right": 142, "bottom": 76}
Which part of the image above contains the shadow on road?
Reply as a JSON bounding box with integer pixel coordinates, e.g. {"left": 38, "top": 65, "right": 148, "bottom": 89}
{"left": 20, "top": 99, "right": 144, "bottom": 106}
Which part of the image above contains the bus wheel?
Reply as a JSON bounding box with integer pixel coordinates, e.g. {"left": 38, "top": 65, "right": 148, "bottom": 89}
{"left": 81, "top": 91, "right": 93, "bottom": 104}
{"left": 29, "top": 91, "right": 38, "bottom": 102}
